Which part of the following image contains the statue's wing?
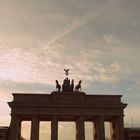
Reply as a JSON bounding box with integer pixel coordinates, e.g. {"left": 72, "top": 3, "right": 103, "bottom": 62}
{"left": 64, "top": 69, "right": 69, "bottom": 72}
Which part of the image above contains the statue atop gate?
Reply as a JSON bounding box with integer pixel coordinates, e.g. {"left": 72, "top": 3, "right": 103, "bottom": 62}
{"left": 55, "top": 69, "right": 82, "bottom": 92}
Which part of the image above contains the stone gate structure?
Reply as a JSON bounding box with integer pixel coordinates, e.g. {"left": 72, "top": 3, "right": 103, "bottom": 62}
{"left": 8, "top": 91, "right": 127, "bottom": 140}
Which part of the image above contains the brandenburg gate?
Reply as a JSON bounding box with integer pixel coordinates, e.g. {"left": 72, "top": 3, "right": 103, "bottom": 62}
{"left": 8, "top": 70, "right": 127, "bottom": 140}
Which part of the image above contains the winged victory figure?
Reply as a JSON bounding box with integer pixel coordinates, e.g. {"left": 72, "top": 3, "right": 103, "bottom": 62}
{"left": 64, "top": 69, "right": 69, "bottom": 77}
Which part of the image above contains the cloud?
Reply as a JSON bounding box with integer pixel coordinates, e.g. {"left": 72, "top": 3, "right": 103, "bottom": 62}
{"left": 0, "top": 47, "right": 65, "bottom": 84}
{"left": 102, "top": 35, "right": 120, "bottom": 44}
{"left": 0, "top": 35, "right": 139, "bottom": 91}
{"left": 69, "top": 47, "right": 122, "bottom": 84}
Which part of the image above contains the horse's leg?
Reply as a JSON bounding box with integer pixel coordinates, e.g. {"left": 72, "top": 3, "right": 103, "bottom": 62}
{"left": 58, "top": 87, "right": 60, "bottom": 92}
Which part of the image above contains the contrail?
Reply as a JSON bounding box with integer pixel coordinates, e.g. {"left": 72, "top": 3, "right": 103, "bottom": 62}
{"left": 44, "top": 7, "right": 103, "bottom": 47}
{"left": 43, "top": 0, "right": 115, "bottom": 48}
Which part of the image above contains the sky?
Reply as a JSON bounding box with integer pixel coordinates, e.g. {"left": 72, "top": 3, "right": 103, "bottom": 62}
{"left": 0, "top": 0, "right": 140, "bottom": 139}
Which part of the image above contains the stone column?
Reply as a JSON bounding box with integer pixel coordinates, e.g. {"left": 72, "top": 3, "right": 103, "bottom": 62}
{"left": 51, "top": 116, "right": 58, "bottom": 140}
{"left": 110, "top": 118, "right": 117, "bottom": 140}
{"left": 9, "top": 115, "right": 21, "bottom": 140}
{"left": 93, "top": 116, "right": 105, "bottom": 140}
{"left": 118, "top": 116, "right": 125, "bottom": 140}
{"left": 76, "top": 116, "right": 85, "bottom": 140}
{"left": 31, "top": 116, "right": 40, "bottom": 140}
{"left": 93, "top": 123, "right": 97, "bottom": 140}
{"left": 110, "top": 116, "right": 124, "bottom": 140}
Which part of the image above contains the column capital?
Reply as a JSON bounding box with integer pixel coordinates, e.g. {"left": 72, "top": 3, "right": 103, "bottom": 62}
{"left": 52, "top": 115, "right": 58, "bottom": 120}
{"left": 76, "top": 115, "right": 84, "bottom": 121}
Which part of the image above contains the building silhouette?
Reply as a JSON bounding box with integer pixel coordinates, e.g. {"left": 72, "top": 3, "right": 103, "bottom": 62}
{"left": 0, "top": 74, "right": 140, "bottom": 140}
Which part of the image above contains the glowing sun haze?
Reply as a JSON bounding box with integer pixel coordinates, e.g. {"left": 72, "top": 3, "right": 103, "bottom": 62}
{"left": 0, "top": 0, "right": 140, "bottom": 138}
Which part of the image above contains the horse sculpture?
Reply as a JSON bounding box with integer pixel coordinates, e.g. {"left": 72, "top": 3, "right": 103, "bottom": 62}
{"left": 55, "top": 80, "right": 61, "bottom": 92}
{"left": 75, "top": 80, "right": 82, "bottom": 92}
